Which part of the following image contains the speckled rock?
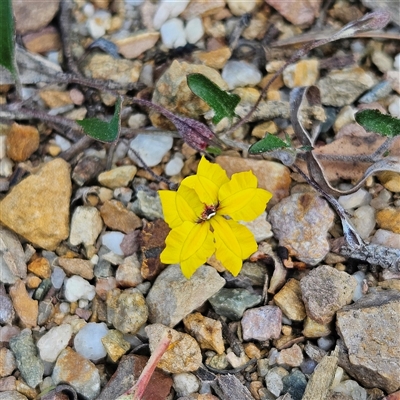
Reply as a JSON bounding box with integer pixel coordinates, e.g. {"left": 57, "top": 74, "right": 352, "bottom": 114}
{"left": 100, "top": 200, "right": 142, "bottom": 234}
{"left": 265, "top": 0, "right": 320, "bottom": 26}
{"left": 69, "top": 206, "right": 103, "bottom": 247}
{"left": 106, "top": 288, "right": 148, "bottom": 334}
{"left": 283, "top": 59, "right": 319, "bottom": 88}
{"left": 269, "top": 193, "right": 335, "bottom": 265}
{"left": 131, "top": 188, "right": 164, "bottom": 220}
{"left": 216, "top": 156, "right": 291, "bottom": 206}
{"left": 0, "top": 391, "right": 28, "bottom": 400}
{"left": 241, "top": 305, "right": 282, "bottom": 341}
{"left": 115, "top": 254, "right": 143, "bottom": 288}
{"left": 274, "top": 279, "right": 307, "bottom": 321}
{"left": 376, "top": 208, "right": 400, "bottom": 234}
{"left": 0, "top": 228, "right": 26, "bottom": 285}
{"left": 6, "top": 123, "right": 40, "bottom": 162}
{"left": 146, "top": 324, "right": 202, "bottom": 373}
{"left": 302, "top": 316, "right": 331, "bottom": 338}
{"left": 101, "top": 329, "right": 130, "bottom": 363}
{"left": 277, "top": 344, "right": 304, "bottom": 368}
{"left": 336, "top": 289, "right": 400, "bottom": 393}
{"left": 183, "top": 312, "right": 224, "bottom": 354}
{"left": 266, "top": 367, "right": 289, "bottom": 397}
{"left": 209, "top": 288, "right": 262, "bottom": 321}
{"left": 150, "top": 60, "right": 227, "bottom": 129}
{"left": 9, "top": 329, "right": 44, "bottom": 388}
{"left": 0, "top": 285, "right": 15, "bottom": 325}
{"left": 318, "top": 67, "right": 375, "bottom": 107}
{"left": 146, "top": 264, "right": 225, "bottom": 327}
{"left": 301, "top": 265, "right": 357, "bottom": 324}
{"left": 9, "top": 280, "right": 38, "bottom": 328}
{"left": 37, "top": 323, "right": 72, "bottom": 363}
{"left": 27, "top": 257, "right": 51, "bottom": 279}
{"left": 0, "top": 347, "right": 17, "bottom": 377}
{"left": 52, "top": 347, "right": 100, "bottom": 400}
{"left": 282, "top": 369, "right": 307, "bottom": 400}
{"left": 0, "top": 158, "right": 71, "bottom": 251}
{"left": 58, "top": 258, "right": 94, "bottom": 280}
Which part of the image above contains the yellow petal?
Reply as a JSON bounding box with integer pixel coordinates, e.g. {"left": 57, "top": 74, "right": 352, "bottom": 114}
{"left": 182, "top": 156, "right": 229, "bottom": 205}
{"left": 210, "top": 215, "right": 257, "bottom": 276}
{"left": 160, "top": 220, "right": 215, "bottom": 279}
{"left": 159, "top": 187, "right": 203, "bottom": 228}
{"left": 218, "top": 170, "right": 272, "bottom": 221}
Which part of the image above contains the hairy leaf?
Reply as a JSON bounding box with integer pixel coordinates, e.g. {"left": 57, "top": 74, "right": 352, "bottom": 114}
{"left": 77, "top": 96, "right": 121, "bottom": 142}
{"left": 0, "top": 0, "right": 17, "bottom": 78}
{"left": 187, "top": 73, "right": 240, "bottom": 124}
{"left": 248, "top": 134, "right": 290, "bottom": 154}
{"left": 355, "top": 109, "right": 400, "bottom": 137}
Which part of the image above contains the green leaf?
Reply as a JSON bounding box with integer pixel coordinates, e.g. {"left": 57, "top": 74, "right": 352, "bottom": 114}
{"left": 187, "top": 73, "right": 240, "bottom": 124}
{"left": 206, "top": 146, "right": 222, "bottom": 156}
{"left": 0, "top": 0, "right": 17, "bottom": 78}
{"left": 77, "top": 96, "right": 122, "bottom": 142}
{"left": 248, "top": 134, "right": 291, "bottom": 154}
{"left": 355, "top": 109, "right": 400, "bottom": 138}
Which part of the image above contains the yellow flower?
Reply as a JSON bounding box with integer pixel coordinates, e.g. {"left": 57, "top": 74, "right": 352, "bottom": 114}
{"left": 159, "top": 157, "right": 272, "bottom": 278}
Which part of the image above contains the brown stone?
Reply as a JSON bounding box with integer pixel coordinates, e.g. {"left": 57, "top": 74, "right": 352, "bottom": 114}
{"left": 377, "top": 208, "right": 400, "bottom": 234}
{"left": 215, "top": 156, "right": 291, "bottom": 206}
{"left": 114, "top": 32, "right": 160, "bottom": 59}
{"left": 302, "top": 316, "right": 331, "bottom": 338}
{"left": 0, "top": 158, "right": 71, "bottom": 251}
{"left": 6, "top": 123, "right": 40, "bottom": 162}
{"left": 58, "top": 258, "right": 94, "bottom": 280}
{"left": 100, "top": 200, "right": 142, "bottom": 234}
{"left": 194, "top": 47, "right": 232, "bottom": 70}
{"left": 265, "top": 0, "right": 321, "bottom": 26}
{"left": 22, "top": 26, "right": 61, "bottom": 54}
{"left": 13, "top": 0, "right": 60, "bottom": 34}
{"left": 378, "top": 172, "right": 400, "bottom": 193}
{"left": 9, "top": 279, "right": 38, "bottom": 328}
{"left": 27, "top": 257, "right": 51, "bottom": 279}
{"left": 274, "top": 279, "right": 307, "bottom": 321}
{"left": 39, "top": 90, "right": 73, "bottom": 109}
{"left": 181, "top": 0, "right": 226, "bottom": 19}
{"left": 25, "top": 274, "right": 42, "bottom": 289}
{"left": 140, "top": 219, "right": 170, "bottom": 280}
{"left": 97, "top": 165, "right": 137, "bottom": 189}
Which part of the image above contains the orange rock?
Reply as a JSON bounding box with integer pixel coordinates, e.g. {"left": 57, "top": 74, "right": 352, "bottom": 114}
{"left": 9, "top": 279, "right": 38, "bottom": 328}
{"left": 22, "top": 26, "right": 61, "bottom": 54}
{"left": 6, "top": 122, "right": 40, "bottom": 162}
{"left": 195, "top": 47, "right": 232, "bottom": 70}
{"left": 377, "top": 208, "right": 400, "bottom": 234}
{"left": 100, "top": 200, "right": 142, "bottom": 234}
{"left": 114, "top": 32, "right": 160, "bottom": 59}
{"left": 27, "top": 257, "right": 51, "bottom": 279}
{"left": 39, "top": 90, "right": 73, "bottom": 109}
{"left": 26, "top": 274, "right": 42, "bottom": 289}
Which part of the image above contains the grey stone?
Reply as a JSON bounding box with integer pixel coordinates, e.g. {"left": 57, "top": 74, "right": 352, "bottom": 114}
{"left": 146, "top": 264, "right": 225, "bottom": 327}
{"left": 269, "top": 193, "right": 335, "bottom": 265}
{"left": 0, "top": 392, "right": 28, "bottom": 400}
{"left": 9, "top": 329, "right": 44, "bottom": 388}
{"left": 282, "top": 369, "right": 307, "bottom": 400}
{"left": 265, "top": 367, "right": 288, "bottom": 397}
{"left": 336, "top": 289, "right": 400, "bottom": 393}
{"left": 301, "top": 265, "right": 357, "bottom": 324}
{"left": 241, "top": 306, "right": 282, "bottom": 341}
{"left": 131, "top": 187, "right": 163, "bottom": 220}
{"left": 209, "top": 288, "right": 262, "bottom": 321}
{"left": 0, "top": 284, "right": 15, "bottom": 324}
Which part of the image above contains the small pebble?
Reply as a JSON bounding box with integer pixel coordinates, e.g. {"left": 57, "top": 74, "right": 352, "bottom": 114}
{"left": 282, "top": 369, "right": 307, "bottom": 400}
{"left": 394, "top": 53, "right": 400, "bottom": 70}
{"left": 129, "top": 134, "right": 173, "bottom": 167}
{"left": 160, "top": 18, "right": 186, "bottom": 49}
{"left": 64, "top": 275, "right": 96, "bottom": 303}
{"left": 127, "top": 113, "right": 148, "bottom": 129}
{"left": 351, "top": 205, "right": 375, "bottom": 239}
{"left": 265, "top": 367, "right": 288, "bottom": 397}
{"left": 371, "top": 229, "right": 400, "bottom": 249}
{"left": 37, "top": 324, "right": 72, "bottom": 362}
{"left": 222, "top": 61, "right": 262, "bottom": 90}
{"left": 101, "top": 231, "right": 125, "bottom": 256}
{"left": 153, "top": 0, "right": 190, "bottom": 30}
{"left": 184, "top": 17, "right": 204, "bottom": 44}
{"left": 352, "top": 270, "right": 366, "bottom": 302}
{"left": 388, "top": 96, "right": 400, "bottom": 118}
{"left": 86, "top": 10, "right": 111, "bottom": 39}
{"left": 74, "top": 322, "right": 108, "bottom": 362}
{"left": 338, "top": 188, "right": 371, "bottom": 210}
{"left": 165, "top": 154, "right": 184, "bottom": 176}
{"left": 332, "top": 379, "right": 367, "bottom": 400}
{"left": 173, "top": 373, "right": 200, "bottom": 397}
{"left": 241, "top": 306, "right": 282, "bottom": 341}
{"left": 317, "top": 335, "right": 336, "bottom": 351}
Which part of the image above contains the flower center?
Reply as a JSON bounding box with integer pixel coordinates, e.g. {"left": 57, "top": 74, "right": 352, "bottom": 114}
{"left": 200, "top": 204, "right": 217, "bottom": 221}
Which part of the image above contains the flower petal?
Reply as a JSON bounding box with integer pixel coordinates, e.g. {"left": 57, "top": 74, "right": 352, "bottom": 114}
{"left": 218, "top": 170, "right": 272, "bottom": 221}
{"left": 160, "top": 220, "right": 215, "bottom": 279}
{"left": 182, "top": 156, "right": 229, "bottom": 205}
{"left": 210, "top": 215, "right": 257, "bottom": 276}
{"left": 159, "top": 186, "right": 204, "bottom": 228}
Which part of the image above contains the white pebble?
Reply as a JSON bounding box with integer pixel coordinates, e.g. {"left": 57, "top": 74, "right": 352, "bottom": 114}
{"left": 51, "top": 266, "right": 66, "bottom": 289}
{"left": 128, "top": 113, "right": 148, "bottom": 129}
{"left": 129, "top": 133, "right": 173, "bottom": 167}
{"left": 46, "top": 51, "right": 60, "bottom": 66}
{"left": 371, "top": 229, "right": 400, "bottom": 249}
{"left": 37, "top": 324, "right": 72, "bottom": 362}
{"left": 74, "top": 322, "right": 108, "bottom": 362}
{"left": 352, "top": 271, "right": 366, "bottom": 302}
{"left": 185, "top": 18, "right": 204, "bottom": 44}
{"left": 54, "top": 134, "right": 71, "bottom": 152}
{"left": 394, "top": 53, "right": 400, "bottom": 70}
{"left": 82, "top": 2, "right": 95, "bottom": 18}
{"left": 165, "top": 154, "right": 184, "bottom": 176}
{"left": 153, "top": 0, "right": 190, "bottom": 30}
{"left": 0, "top": 157, "right": 14, "bottom": 178}
{"left": 87, "top": 10, "right": 111, "bottom": 39}
{"left": 338, "top": 188, "right": 371, "bottom": 210}
{"left": 59, "top": 302, "right": 70, "bottom": 314}
{"left": 317, "top": 336, "right": 335, "bottom": 351}
{"left": 160, "top": 18, "right": 187, "bottom": 49}
{"left": 64, "top": 275, "right": 96, "bottom": 302}
{"left": 0, "top": 136, "right": 7, "bottom": 159}
{"left": 101, "top": 231, "right": 125, "bottom": 256}
{"left": 173, "top": 373, "right": 200, "bottom": 397}
{"left": 222, "top": 60, "right": 262, "bottom": 90}
{"left": 388, "top": 96, "right": 400, "bottom": 118}
{"left": 79, "top": 299, "right": 89, "bottom": 309}
{"left": 332, "top": 379, "right": 367, "bottom": 400}
{"left": 351, "top": 205, "right": 375, "bottom": 239}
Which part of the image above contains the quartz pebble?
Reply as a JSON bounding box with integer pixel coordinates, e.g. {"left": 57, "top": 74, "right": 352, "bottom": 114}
{"left": 69, "top": 206, "right": 103, "bottom": 247}
{"left": 74, "top": 322, "right": 108, "bottom": 362}
{"left": 241, "top": 305, "right": 282, "bottom": 341}
{"left": 153, "top": 0, "right": 190, "bottom": 30}
{"left": 160, "top": 18, "right": 186, "bottom": 49}
{"left": 64, "top": 275, "right": 96, "bottom": 303}
{"left": 86, "top": 10, "right": 111, "bottom": 39}
{"left": 37, "top": 324, "right": 72, "bottom": 363}
{"left": 266, "top": 367, "right": 289, "bottom": 397}
{"left": 184, "top": 17, "right": 204, "bottom": 44}
{"left": 51, "top": 266, "right": 66, "bottom": 289}
{"left": 332, "top": 380, "right": 367, "bottom": 400}
{"left": 222, "top": 61, "right": 262, "bottom": 90}
{"left": 165, "top": 154, "right": 184, "bottom": 176}
{"left": 338, "top": 188, "right": 372, "bottom": 210}
{"left": 371, "top": 229, "right": 400, "bottom": 249}
{"left": 129, "top": 134, "right": 173, "bottom": 167}
{"left": 101, "top": 231, "right": 125, "bottom": 256}
{"left": 173, "top": 373, "right": 200, "bottom": 397}
{"left": 240, "top": 211, "right": 273, "bottom": 242}
{"left": 351, "top": 205, "right": 375, "bottom": 239}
